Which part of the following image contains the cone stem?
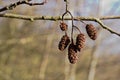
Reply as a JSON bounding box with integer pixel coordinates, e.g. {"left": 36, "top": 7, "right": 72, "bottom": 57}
{"left": 73, "top": 25, "right": 82, "bottom": 34}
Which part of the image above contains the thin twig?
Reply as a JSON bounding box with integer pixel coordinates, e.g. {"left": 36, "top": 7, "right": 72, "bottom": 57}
{"left": 66, "top": 11, "right": 74, "bottom": 40}
{"left": 0, "top": 0, "right": 46, "bottom": 12}
{"left": 73, "top": 25, "right": 82, "bottom": 33}
{"left": 0, "top": 13, "right": 120, "bottom": 36}
{"left": 62, "top": 0, "right": 75, "bottom": 40}
{"left": 0, "top": 0, "right": 31, "bottom": 12}
{"left": 65, "top": 0, "right": 68, "bottom": 11}
{"left": 100, "top": 16, "right": 120, "bottom": 20}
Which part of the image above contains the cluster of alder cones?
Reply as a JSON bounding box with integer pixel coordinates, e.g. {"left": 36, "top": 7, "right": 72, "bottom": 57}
{"left": 58, "top": 21, "right": 97, "bottom": 64}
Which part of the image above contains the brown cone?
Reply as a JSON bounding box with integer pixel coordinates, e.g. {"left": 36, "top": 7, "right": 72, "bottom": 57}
{"left": 86, "top": 24, "right": 97, "bottom": 40}
{"left": 60, "top": 21, "right": 68, "bottom": 31}
{"left": 68, "top": 43, "right": 78, "bottom": 64}
{"left": 76, "top": 33, "right": 85, "bottom": 51}
{"left": 58, "top": 35, "right": 70, "bottom": 51}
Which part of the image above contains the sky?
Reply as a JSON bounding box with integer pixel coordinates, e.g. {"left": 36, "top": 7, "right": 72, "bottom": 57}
{"left": 101, "top": 0, "right": 120, "bottom": 15}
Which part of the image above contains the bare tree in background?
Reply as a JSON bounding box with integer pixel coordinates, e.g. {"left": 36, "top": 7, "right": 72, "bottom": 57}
{"left": 39, "top": 34, "right": 54, "bottom": 80}
{"left": 87, "top": 1, "right": 102, "bottom": 80}
{"left": 87, "top": 31, "right": 102, "bottom": 80}
{"left": 64, "top": 53, "right": 70, "bottom": 80}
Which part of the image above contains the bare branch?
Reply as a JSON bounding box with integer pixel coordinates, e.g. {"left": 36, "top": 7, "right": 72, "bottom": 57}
{"left": 0, "top": 0, "right": 46, "bottom": 12}
{"left": 0, "top": 0, "right": 31, "bottom": 12}
{"left": 0, "top": 13, "right": 120, "bottom": 37}
{"left": 95, "top": 19, "right": 120, "bottom": 36}
{"left": 100, "top": 16, "right": 120, "bottom": 20}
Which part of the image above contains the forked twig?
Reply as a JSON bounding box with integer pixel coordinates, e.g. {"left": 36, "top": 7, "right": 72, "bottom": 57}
{"left": 0, "top": 0, "right": 46, "bottom": 12}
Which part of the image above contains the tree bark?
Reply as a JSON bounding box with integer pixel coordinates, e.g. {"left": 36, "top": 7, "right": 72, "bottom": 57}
{"left": 87, "top": 29, "right": 102, "bottom": 80}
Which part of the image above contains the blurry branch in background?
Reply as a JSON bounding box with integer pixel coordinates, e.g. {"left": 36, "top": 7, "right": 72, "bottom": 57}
{"left": 39, "top": 34, "right": 54, "bottom": 80}
{"left": 0, "top": 71, "right": 13, "bottom": 80}
{"left": 0, "top": 37, "right": 34, "bottom": 45}
{"left": 0, "top": 13, "right": 119, "bottom": 37}
{"left": 69, "top": 64, "right": 77, "bottom": 80}
{"left": 87, "top": 29, "right": 102, "bottom": 80}
{"left": 0, "top": 0, "right": 46, "bottom": 12}
{"left": 64, "top": 54, "right": 70, "bottom": 80}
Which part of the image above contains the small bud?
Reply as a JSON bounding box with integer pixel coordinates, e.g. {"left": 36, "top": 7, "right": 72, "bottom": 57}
{"left": 59, "top": 21, "right": 68, "bottom": 31}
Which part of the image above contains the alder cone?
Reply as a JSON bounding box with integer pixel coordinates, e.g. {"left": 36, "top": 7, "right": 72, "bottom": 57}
{"left": 76, "top": 33, "right": 85, "bottom": 51}
{"left": 60, "top": 21, "right": 68, "bottom": 31}
{"left": 86, "top": 24, "right": 97, "bottom": 40}
{"left": 68, "top": 43, "right": 78, "bottom": 64}
{"left": 58, "top": 35, "right": 70, "bottom": 51}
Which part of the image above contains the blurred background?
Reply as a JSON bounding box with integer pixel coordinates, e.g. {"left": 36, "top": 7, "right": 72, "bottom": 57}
{"left": 0, "top": 0, "right": 120, "bottom": 80}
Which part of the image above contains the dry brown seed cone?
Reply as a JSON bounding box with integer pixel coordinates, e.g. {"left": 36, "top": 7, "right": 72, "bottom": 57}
{"left": 58, "top": 35, "right": 70, "bottom": 51}
{"left": 76, "top": 33, "right": 85, "bottom": 51}
{"left": 68, "top": 43, "right": 78, "bottom": 64}
{"left": 60, "top": 21, "right": 68, "bottom": 31}
{"left": 86, "top": 24, "right": 97, "bottom": 40}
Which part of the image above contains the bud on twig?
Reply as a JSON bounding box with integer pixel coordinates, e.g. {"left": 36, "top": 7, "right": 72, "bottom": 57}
{"left": 60, "top": 21, "right": 68, "bottom": 31}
